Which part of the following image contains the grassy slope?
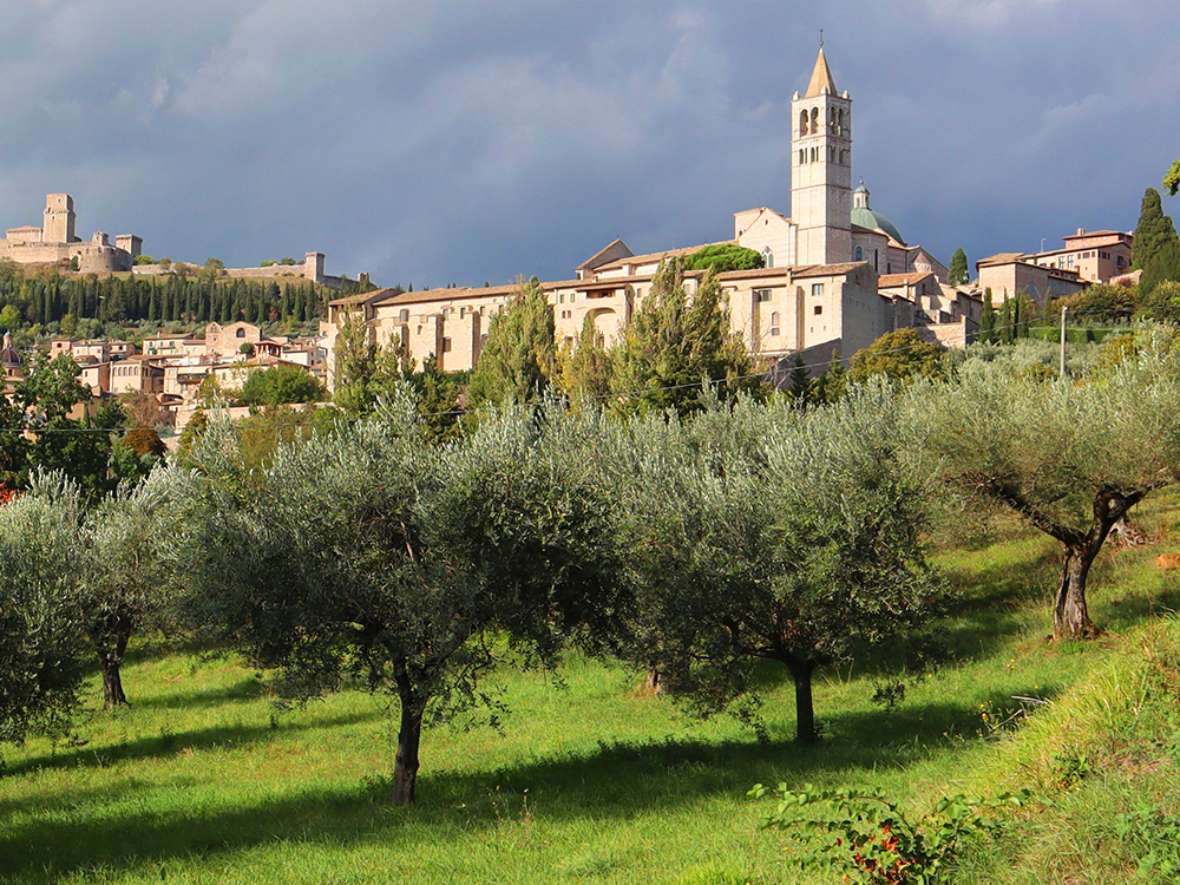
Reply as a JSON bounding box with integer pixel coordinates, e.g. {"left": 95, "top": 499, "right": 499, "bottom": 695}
{"left": 1, "top": 495, "right": 1178, "bottom": 884}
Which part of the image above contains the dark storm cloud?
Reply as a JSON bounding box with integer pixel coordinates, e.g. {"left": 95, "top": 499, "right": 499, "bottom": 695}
{"left": 0, "top": 0, "right": 1175, "bottom": 286}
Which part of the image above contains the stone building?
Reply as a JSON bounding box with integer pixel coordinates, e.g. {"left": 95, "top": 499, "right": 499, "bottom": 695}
{"left": 322, "top": 46, "right": 969, "bottom": 387}
{"left": 0, "top": 194, "right": 142, "bottom": 272}
{"left": 975, "top": 253, "right": 1087, "bottom": 306}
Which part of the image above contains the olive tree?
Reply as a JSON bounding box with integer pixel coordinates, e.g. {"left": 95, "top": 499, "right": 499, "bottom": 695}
{"left": 187, "top": 393, "right": 621, "bottom": 804}
{"left": 614, "top": 388, "right": 944, "bottom": 743}
{"left": 904, "top": 345, "right": 1180, "bottom": 639}
{"left": 0, "top": 475, "right": 88, "bottom": 743}
{"left": 83, "top": 467, "right": 195, "bottom": 707}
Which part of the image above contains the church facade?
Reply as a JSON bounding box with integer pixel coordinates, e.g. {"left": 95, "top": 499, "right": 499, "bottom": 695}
{"left": 322, "top": 47, "right": 979, "bottom": 387}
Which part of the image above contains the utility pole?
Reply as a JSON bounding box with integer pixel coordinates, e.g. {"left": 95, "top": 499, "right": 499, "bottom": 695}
{"left": 1060, "top": 305, "right": 1068, "bottom": 379}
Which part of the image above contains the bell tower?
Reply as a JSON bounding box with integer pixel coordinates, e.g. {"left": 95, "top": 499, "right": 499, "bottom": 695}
{"left": 791, "top": 43, "right": 852, "bottom": 266}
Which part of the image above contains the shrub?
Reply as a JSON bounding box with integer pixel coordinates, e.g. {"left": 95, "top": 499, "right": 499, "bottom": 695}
{"left": 681, "top": 244, "right": 764, "bottom": 274}
{"left": 750, "top": 782, "right": 1030, "bottom": 884}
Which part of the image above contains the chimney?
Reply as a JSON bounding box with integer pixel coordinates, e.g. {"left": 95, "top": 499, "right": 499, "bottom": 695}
{"left": 1076, "top": 227, "right": 1085, "bottom": 236}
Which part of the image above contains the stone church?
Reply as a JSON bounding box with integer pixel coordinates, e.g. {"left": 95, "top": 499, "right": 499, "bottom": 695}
{"left": 323, "top": 47, "right": 979, "bottom": 387}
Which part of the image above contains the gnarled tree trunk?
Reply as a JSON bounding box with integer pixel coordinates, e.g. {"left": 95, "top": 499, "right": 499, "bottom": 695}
{"left": 99, "top": 627, "right": 131, "bottom": 709}
{"left": 786, "top": 658, "right": 817, "bottom": 745}
{"left": 1054, "top": 546, "right": 1099, "bottom": 640}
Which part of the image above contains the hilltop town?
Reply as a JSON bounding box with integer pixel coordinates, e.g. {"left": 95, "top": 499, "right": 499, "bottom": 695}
{"left": 1, "top": 47, "right": 1145, "bottom": 434}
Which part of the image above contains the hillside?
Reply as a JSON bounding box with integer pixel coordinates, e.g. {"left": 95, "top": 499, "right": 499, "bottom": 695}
{"left": 1, "top": 494, "right": 1177, "bottom": 883}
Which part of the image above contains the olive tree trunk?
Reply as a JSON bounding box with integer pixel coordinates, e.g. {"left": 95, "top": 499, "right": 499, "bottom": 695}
{"left": 1054, "top": 546, "right": 1099, "bottom": 640}
{"left": 787, "top": 658, "right": 817, "bottom": 745}
{"left": 391, "top": 700, "right": 423, "bottom": 805}
{"left": 99, "top": 628, "right": 131, "bottom": 709}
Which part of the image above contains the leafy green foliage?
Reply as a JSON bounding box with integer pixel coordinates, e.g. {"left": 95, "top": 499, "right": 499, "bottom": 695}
{"left": 1164, "top": 160, "right": 1180, "bottom": 198}
{"left": 612, "top": 387, "right": 946, "bottom": 743}
{"left": 750, "top": 782, "right": 1030, "bottom": 883}
{"left": 1053, "top": 284, "right": 1137, "bottom": 324}
{"left": 466, "top": 277, "right": 556, "bottom": 411}
{"left": 0, "top": 476, "right": 88, "bottom": 743}
{"left": 948, "top": 248, "right": 969, "bottom": 286}
{"left": 608, "top": 259, "right": 762, "bottom": 418}
{"left": 182, "top": 393, "right": 622, "bottom": 803}
{"left": 1114, "top": 805, "right": 1180, "bottom": 880}
{"left": 1139, "top": 280, "right": 1180, "bottom": 324}
{"left": 239, "top": 363, "right": 323, "bottom": 407}
{"left": 558, "top": 316, "right": 611, "bottom": 411}
{"left": 903, "top": 347, "right": 1180, "bottom": 638}
{"left": 1132, "top": 188, "right": 1179, "bottom": 273}
{"left": 681, "top": 244, "right": 764, "bottom": 274}
{"left": 848, "top": 329, "right": 946, "bottom": 385}
{"left": 979, "top": 289, "right": 996, "bottom": 344}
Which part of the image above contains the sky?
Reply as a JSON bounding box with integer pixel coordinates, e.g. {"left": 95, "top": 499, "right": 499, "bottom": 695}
{"left": 0, "top": 0, "right": 1176, "bottom": 289}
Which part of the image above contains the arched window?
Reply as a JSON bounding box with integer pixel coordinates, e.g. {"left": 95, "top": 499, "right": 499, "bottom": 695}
{"left": 799, "top": 109, "right": 809, "bottom": 135}
{"left": 799, "top": 149, "right": 805, "bottom": 165}
{"left": 762, "top": 247, "right": 774, "bottom": 268}
{"left": 235, "top": 328, "right": 245, "bottom": 338}
{"left": 810, "top": 107, "right": 819, "bottom": 133}
{"left": 854, "top": 245, "right": 863, "bottom": 261}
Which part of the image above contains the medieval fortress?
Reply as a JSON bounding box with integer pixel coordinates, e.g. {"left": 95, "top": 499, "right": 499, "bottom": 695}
{"left": 0, "top": 193, "right": 338, "bottom": 286}
{"left": 0, "top": 194, "right": 143, "bottom": 273}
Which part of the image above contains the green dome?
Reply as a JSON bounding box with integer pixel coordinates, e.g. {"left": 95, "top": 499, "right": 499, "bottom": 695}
{"left": 851, "top": 206, "right": 905, "bottom": 245}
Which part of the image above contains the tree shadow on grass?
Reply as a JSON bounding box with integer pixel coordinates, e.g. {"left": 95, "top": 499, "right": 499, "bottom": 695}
{"left": 128, "top": 676, "right": 268, "bottom": 712}
{"left": 1, "top": 710, "right": 379, "bottom": 779}
{"left": 0, "top": 688, "right": 1049, "bottom": 882}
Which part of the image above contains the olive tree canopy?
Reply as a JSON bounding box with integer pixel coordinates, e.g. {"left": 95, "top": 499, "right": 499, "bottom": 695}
{"left": 612, "top": 388, "right": 945, "bottom": 743}
{"left": 186, "top": 393, "right": 622, "bottom": 804}
{"left": 904, "top": 340, "right": 1180, "bottom": 639}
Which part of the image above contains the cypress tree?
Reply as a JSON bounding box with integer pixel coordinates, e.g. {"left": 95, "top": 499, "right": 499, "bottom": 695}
{"left": 1132, "top": 188, "right": 1178, "bottom": 270}
{"left": 979, "top": 288, "right": 995, "bottom": 344}
{"left": 948, "top": 248, "right": 969, "bottom": 286}
{"left": 998, "top": 296, "right": 1013, "bottom": 344}
{"left": 1142, "top": 239, "right": 1180, "bottom": 295}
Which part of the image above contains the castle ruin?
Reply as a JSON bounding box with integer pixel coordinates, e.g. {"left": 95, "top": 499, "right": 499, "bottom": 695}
{"left": 0, "top": 193, "right": 142, "bottom": 273}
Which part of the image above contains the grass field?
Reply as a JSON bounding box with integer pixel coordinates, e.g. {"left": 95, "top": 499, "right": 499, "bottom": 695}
{"left": 2, "top": 497, "right": 1179, "bottom": 883}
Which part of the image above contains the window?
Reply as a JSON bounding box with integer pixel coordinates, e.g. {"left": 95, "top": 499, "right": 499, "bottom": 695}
{"left": 810, "top": 107, "right": 818, "bottom": 133}
{"left": 235, "top": 328, "right": 245, "bottom": 338}
{"left": 799, "top": 149, "right": 805, "bottom": 165}
{"left": 442, "top": 338, "right": 452, "bottom": 353}
{"left": 853, "top": 245, "right": 863, "bottom": 260}
{"left": 754, "top": 288, "right": 772, "bottom": 303}
{"left": 769, "top": 312, "right": 780, "bottom": 336}
{"left": 558, "top": 293, "right": 564, "bottom": 304}
{"left": 459, "top": 306, "right": 466, "bottom": 318}
{"left": 814, "top": 305, "right": 823, "bottom": 315}
{"left": 811, "top": 283, "right": 824, "bottom": 297}
{"left": 399, "top": 309, "right": 409, "bottom": 322}
{"left": 799, "top": 109, "right": 809, "bottom": 135}
{"left": 761, "top": 247, "right": 774, "bottom": 268}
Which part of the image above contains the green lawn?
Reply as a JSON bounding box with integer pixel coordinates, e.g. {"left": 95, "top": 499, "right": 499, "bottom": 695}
{"left": 3, "top": 496, "right": 1179, "bottom": 883}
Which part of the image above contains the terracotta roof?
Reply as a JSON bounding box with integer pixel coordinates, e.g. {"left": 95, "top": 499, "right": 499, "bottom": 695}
{"left": 790, "top": 262, "right": 866, "bottom": 279}
{"left": 804, "top": 47, "right": 839, "bottom": 97}
{"left": 878, "top": 271, "right": 934, "bottom": 287}
{"left": 1061, "top": 229, "right": 1128, "bottom": 240}
{"left": 975, "top": 252, "right": 1026, "bottom": 267}
{"left": 715, "top": 267, "right": 792, "bottom": 282}
{"left": 576, "top": 238, "right": 632, "bottom": 270}
{"left": 374, "top": 279, "right": 583, "bottom": 308}
{"left": 328, "top": 288, "right": 397, "bottom": 307}
{"left": 590, "top": 241, "right": 735, "bottom": 272}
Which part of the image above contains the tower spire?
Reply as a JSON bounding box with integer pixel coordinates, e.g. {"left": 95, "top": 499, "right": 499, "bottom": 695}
{"left": 804, "top": 44, "right": 838, "bottom": 98}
